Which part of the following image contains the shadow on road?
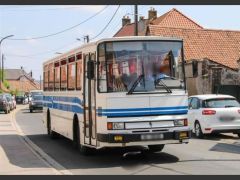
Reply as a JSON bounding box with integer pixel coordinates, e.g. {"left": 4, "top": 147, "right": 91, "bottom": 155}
{"left": 27, "top": 134, "right": 179, "bottom": 170}
{"left": 210, "top": 142, "right": 240, "bottom": 155}
{"left": 0, "top": 134, "right": 51, "bottom": 169}
{"left": 191, "top": 133, "right": 239, "bottom": 141}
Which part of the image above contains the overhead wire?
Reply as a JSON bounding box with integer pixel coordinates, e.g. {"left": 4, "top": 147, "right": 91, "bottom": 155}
{"left": 90, "top": 5, "right": 120, "bottom": 41}
{"left": 7, "top": 5, "right": 108, "bottom": 41}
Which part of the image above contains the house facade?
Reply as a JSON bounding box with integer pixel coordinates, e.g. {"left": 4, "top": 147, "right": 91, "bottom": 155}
{"left": 114, "top": 8, "right": 240, "bottom": 97}
{"left": 4, "top": 68, "right": 40, "bottom": 93}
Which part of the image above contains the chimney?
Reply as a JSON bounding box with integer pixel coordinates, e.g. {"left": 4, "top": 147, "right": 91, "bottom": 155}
{"left": 148, "top": 7, "right": 157, "bottom": 20}
{"left": 21, "top": 66, "right": 23, "bottom": 70}
{"left": 30, "top": 70, "right": 32, "bottom": 77}
{"left": 122, "top": 16, "right": 131, "bottom": 27}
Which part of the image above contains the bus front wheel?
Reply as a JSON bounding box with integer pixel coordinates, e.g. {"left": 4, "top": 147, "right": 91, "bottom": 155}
{"left": 73, "top": 115, "right": 92, "bottom": 155}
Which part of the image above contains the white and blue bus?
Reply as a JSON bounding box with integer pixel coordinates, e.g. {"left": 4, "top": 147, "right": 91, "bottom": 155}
{"left": 43, "top": 36, "right": 191, "bottom": 154}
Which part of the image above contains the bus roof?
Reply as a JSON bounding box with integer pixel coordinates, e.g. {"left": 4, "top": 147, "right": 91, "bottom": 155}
{"left": 43, "top": 36, "right": 183, "bottom": 66}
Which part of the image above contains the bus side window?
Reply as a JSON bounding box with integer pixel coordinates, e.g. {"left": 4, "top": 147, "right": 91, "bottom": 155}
{"left": 76, "top": 57, "right": 82, "bottom": 90}
{"left": 54, "top": 63, "right": 60, "bottom": 91}
{"left": 60, "top": 59, "right": 67, "bottom": 91}
{"left": 48, "top": 63, "right": 54, "bottom": 91}
{"left": 44, "top": 65, "right": 48, "bottom": 91}
{"left": 67, "top": 56, "right": 76, "bottom": 90}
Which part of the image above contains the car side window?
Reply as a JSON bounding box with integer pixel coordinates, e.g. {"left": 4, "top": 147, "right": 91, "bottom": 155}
{"left": 188, "top": 98, "right": 192, "bottom": 108}
{"left": 190, "top": 98, "right": 199, "bottom": 109}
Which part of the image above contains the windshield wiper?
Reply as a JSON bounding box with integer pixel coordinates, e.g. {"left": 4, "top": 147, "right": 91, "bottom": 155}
{"left": 155, "top": 78, "right": 172, "bottom": 93}
{"left": 127, "top": 74, "right": 144, "bottom": 95}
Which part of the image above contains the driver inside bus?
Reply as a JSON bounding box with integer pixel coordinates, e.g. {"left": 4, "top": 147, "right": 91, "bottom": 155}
{"left": 155, "top": 57, "right": 170, "bottom": 80}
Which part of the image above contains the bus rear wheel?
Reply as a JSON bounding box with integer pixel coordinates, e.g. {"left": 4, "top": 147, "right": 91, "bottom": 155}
{"left": 148, "top": 144, "right": 165, "bottom": 152}
{"left": 47, "top": 110, "right": 59, "bottom": 139}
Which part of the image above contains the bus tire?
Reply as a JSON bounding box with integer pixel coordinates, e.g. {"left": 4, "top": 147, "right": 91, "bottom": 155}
{"left": 148, "top": 144, "right": 165, "bottom": 152}
{"left": 73, "top": 115, "right": 80, "bottom": 149}
{"left": 47, "top": 109, "right": 59, "bottom": 139}
{"left": 72, "top": 114, "right": 92, "bottom": 155}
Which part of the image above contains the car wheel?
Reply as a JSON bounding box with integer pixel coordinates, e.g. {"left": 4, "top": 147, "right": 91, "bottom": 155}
{"left": 148, "top": 144, "right": 165, "bottom": 152}
{"left": 195, "top": 122, "right": 204, "bottom": 139}
{"left": 5, "top": 110, "right": 8, "bottom": 114}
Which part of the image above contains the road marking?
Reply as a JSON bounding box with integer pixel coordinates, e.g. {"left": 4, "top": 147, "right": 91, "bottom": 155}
{"left": 11, "top": 106, "right": 73, "bottom": 175}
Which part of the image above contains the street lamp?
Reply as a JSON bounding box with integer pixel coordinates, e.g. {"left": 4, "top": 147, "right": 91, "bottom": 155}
{"left": 0, "top": 35, "right": 14, "bottom": 83}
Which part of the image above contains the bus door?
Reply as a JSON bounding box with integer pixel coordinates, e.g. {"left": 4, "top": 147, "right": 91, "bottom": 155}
{"left": 83, "top": 53, "right": 97, "bottom": 146}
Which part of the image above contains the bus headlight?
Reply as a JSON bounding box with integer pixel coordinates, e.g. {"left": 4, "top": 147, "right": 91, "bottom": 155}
{"left": 174, "top": 119, "right": 188, "bottom": 126}
{"left": 107, "top": 122, "right": 124, "bottom": 130}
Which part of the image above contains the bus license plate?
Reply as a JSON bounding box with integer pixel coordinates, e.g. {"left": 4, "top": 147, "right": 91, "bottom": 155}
{"left": 141, "top": 134, "right": 164, "bottom": 141}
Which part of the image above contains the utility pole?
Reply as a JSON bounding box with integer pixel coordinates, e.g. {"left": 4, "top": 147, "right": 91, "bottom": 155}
{"left": 134, "top": 5, "right": 138, "bottom": 36}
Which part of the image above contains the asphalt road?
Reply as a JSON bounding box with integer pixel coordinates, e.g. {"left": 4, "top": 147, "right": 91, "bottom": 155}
{"left": 15, "top": 106, "right": 240, "bottom": 175}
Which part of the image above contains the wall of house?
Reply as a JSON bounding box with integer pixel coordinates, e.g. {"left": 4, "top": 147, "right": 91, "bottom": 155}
{"left": 185, "top": 59, "right": 240, "bottom": 96}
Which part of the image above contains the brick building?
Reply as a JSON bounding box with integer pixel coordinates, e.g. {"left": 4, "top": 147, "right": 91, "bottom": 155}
{"left": 5, "top": 67, "right": 40, "bottom": 93}
{"left": 114, "top": 8, "right": 240, "bottom": 98}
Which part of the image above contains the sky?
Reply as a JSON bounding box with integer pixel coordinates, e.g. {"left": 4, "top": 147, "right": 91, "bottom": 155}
{"left": 0, "top": 5, "right": 240, "bottom": 80}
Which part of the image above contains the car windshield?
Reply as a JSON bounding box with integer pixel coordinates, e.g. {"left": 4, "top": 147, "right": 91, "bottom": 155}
{"left": 98, "top": 40, "right": 185, "bottom": 94}
{"left": 203, "top": 98, "right": 240, "bottom": 108}
{"left": 32, "top": 95, "right": 43, "bottom": 101}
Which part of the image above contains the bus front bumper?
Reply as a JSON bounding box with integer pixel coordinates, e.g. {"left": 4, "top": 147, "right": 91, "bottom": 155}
{"left": 97, "top": 130, "right": 191, "bottom": 144}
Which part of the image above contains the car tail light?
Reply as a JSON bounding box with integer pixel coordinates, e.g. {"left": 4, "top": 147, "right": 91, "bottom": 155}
{"left": 202, "top": 109, "right": 216, "bottom": 115}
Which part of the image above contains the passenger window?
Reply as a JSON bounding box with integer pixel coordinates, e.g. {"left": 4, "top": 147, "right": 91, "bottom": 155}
{"left": 76, "top": 53, "right": 82, "bottom": 90}
{"left": 44, "top": 65, "right": 48, "bottom": 91}
{"left": 60, "top": 59, "right": 67, "bottom": 91}
{"left": 188, "top": 98, "right": 192, "bottom": 108}
{"left": 190, "top": 98, "right": 199, "bottom": 109}
{"left": 48, "top": 63, "right": 54, "bottom": 91}
{"left": 68, "top": 63, "right": 76, "bottom": 90}
{"left": 54, "top": 65, "right": 60, "bottom": 91}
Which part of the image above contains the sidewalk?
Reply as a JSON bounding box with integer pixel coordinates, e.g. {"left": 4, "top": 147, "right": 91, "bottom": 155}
{"left": 0, "top": 107, "right": 58, "bottom": 175}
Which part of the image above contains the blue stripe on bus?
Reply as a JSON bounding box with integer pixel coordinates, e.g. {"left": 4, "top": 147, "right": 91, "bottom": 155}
{"left": 100, "top": 106, "right": 188, "bottom": 112}
{"left": 43, "top": 95, "right": 187, "bottom": 117}
{"left": 99, "top": 109, "right": 188, "bottom": 117}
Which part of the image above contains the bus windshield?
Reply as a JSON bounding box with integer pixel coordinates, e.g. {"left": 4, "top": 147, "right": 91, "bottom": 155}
{"left": 98, "top": 40, "right": 185, "bottom": 93}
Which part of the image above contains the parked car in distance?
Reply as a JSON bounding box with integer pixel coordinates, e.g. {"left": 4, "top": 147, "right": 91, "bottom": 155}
{"left": 188, "top": 94, "right": 240, "bottom": 138}
{"left": 16, "top": 95, "right": 25, "bottom": 104}
{"left": 0, "top": 94, "right": 11, "bottom": 114}
{"left": 4, "top": 93, "right": 15, "bottom": 111}
{"left": 11, "top": 96, "right": 16, "bottom": 109}
{"left": 29, "top": 93, "right": 43, "bottom": 113}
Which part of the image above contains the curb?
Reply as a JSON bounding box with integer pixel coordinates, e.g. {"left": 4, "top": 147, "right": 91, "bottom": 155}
{"left": 11, "top": 106, "right": 73, "bottom": 175}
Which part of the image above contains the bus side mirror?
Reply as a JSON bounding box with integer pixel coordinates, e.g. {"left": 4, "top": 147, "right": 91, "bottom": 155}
{"left": 87, "top": 60, "right": 95, "bottom": 79}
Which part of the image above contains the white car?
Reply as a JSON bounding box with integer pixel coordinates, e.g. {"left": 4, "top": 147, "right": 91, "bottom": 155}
{"left": 188, "top": 94, "right": 240, "bottom": 138}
